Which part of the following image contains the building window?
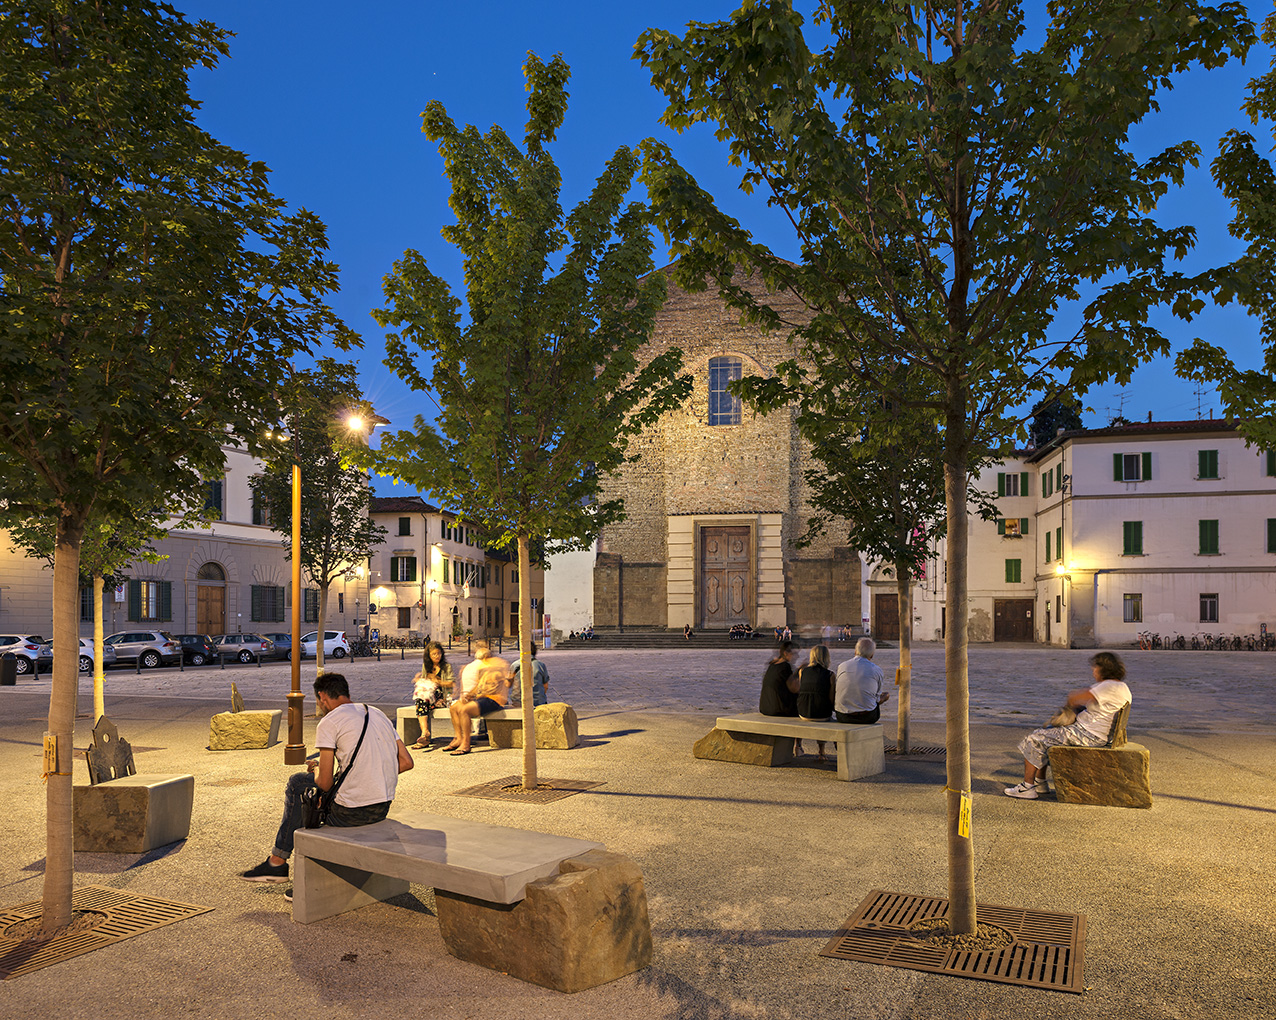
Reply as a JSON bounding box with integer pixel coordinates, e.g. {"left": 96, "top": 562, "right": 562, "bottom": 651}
{"left": 1045, "top": 532, "right": 1052, "bottom": 562}
{"left": 1005, "top": 559, "right": 1022, "bottom": 583}
{"left": 1267, "top": 450, "right": 1275, "bottom": 476}
{"left": 398, "top": 517, "right": 411, "bottom": 536}
{"left": 467, "top": 607, "right": 473, "bottom": 626}
{"left": 338, "top": 592, "right": 344, "bottom": 614}
{"left": 398, "top": 607, "right": 411, "bottom": 629}
{"left": 997, "top": 472, "right": 1028, "bottom": 496}
{"left": 487, "top": 605, "right": 492, "bottom": 628}
{"left": 1055, "top": 463, "right": 1063, "bottom": 491}
{"left": 79, "top": 586, "right": 92, "bottom": 622}
{"left": 1123, "top": 593, "right": 1143, "bottom": 624}
{"left": 707, "top": 356, "right": 743, "bottom": 426}
{"left": 128, "top": 580, "right": 172, "bottom": 622}
{"left": 997, "top": 517, "right": 1028, "bottom": 537}
{"left": 304, "top": 588, "right": 319, "bottom": 623}
{"left": 1199, "top": 519, "right": 1220, "bottom": 555}
{"left": 496, "top": 606, "right": 502, "bottom": 630}
{"left": 390, "top": 556, "right": 417, "bottom": 582}
{"left": 1197, "top": 449, "right": 1219, "bottom": 479}
{"left": 251, "top": 485, "right": 270, "bottom": 526}
{"left": 1122, "top": 521, "right": 1143, "bottom": 555}
{"left": 1055, "top": 526, "right": 1063, "bottom": 562}
{"left": 1055, "top": 594, "right": 1061, "bottom": 623}
{"left": 205, "top": 478, "right": 224, "bottom": 520}
{"left": 1200, "top": 592, "right": 1219, "bottom": 623}
{"left": 1268, "top": 518, "right": 1276, "bottom": 554}
{"left": 250, "top": 585, "right": 285, "bottom": 622}
{"left": 1042, "top": 470, "right": 1052, "bottom": 497}
{"left": 1113, "top": 452, "right": 1151, "bottom": 482}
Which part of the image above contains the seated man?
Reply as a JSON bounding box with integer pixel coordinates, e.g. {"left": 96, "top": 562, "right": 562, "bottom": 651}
{"left": 240, "top": 672, "right": 412, "bottom": 891}
{"left": 834, "top": 637, "right": 890, "bottom": 724}
{"left": 448, "top": 653, "right": 511, "bottom": 754}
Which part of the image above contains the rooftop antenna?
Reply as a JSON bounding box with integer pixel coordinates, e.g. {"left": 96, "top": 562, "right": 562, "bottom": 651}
{"left": 1194, "top": 382, "right": 1207, "bottom": 420}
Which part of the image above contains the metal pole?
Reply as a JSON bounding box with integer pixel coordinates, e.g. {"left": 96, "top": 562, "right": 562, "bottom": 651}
{"left": 285, "top": 457, "right": 306, "bottom": 765}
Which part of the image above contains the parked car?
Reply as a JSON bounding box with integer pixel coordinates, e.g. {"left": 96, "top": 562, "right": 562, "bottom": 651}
{"left": 301, "top": 630, "right": 349, "bottom": 659}
{"left": 78, "top": 637, "right": 117, "bottom": 674}
{"left": 213, "top": 633, "right": 277, "bottom": 663}
{"left": 175, "top": 634, "right": 219, "bottom": 666}
{"left": 261, "top": 632, "right": 293, "bottom": 659}
{"left": 103, "top": 630, "right": 181, "bottom": 668}
{"left": 0, "top": 634, "right": 53, "bottom": 675}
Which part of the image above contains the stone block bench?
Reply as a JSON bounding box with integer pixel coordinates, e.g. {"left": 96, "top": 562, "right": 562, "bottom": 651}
{"left": 486, "top": 703, "right": 579, "bottom": 749}
{"left": 74, "top": 774, "right": 194, "bottom": 852}
{"left": 1048, "top": 704, "right": 1151, "bottom": 808}
{"left": 694, "top": 713, "right": 886, "bottom": 781}
{"left": 209, "top": 709, "right": 281, "bottom": 750}
{"left": 292, "top": 811, "right": 651, "bottom": 992}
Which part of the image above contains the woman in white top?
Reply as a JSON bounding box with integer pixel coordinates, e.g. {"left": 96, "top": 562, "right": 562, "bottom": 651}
{"left": 1005, "top": 652, "right": 1132, "bottom": 800}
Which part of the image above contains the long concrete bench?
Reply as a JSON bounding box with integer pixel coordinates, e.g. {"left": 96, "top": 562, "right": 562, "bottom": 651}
{"left": 292, "top": 811, "right": 651, "bottom": 992}
{"left": 694, "top": 713, "right": 886, "bottom": 781}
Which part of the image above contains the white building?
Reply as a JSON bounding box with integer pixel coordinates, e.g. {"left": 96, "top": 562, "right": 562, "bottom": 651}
{"left": 871, "top": 420, "right": 1276, "bottom": 646}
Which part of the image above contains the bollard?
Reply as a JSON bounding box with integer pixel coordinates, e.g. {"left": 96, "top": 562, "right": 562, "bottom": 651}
{"left": 220, "top": 651, "right": 225, "bottom": 670}
{"left": 400, "top": 646, "right": 404, "bottom": 661}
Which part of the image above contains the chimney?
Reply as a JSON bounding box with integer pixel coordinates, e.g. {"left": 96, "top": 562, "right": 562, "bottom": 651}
{"left": 1056, "top": 427, "right": 1065, "bottom": 437}
{"left": 1147, "top": 411, "right": 1152, "bottom": 423}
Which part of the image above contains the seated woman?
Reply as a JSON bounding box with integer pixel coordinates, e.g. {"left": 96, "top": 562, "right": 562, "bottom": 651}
{"left": 447, "top": 655, "right": 511, "bottom": 755}
{"left": 408, "top": 641, "right": 454, "bottom": 750}
{"left": 1004, "top": 651, "right": 1131, "bottom": 800}
{"left": 759, "top": 640, "right": 799, "bottom": 715}
{"left": 795, "top": 644, "right": 835, "bottom": 762}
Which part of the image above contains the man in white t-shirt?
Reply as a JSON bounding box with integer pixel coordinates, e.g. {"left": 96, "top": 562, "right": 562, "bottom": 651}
{"left": 240, "top": 672, "right": 412, "bottom": 886}
{"left": 1005, "top": 652, "right": 1132, "bottom": 800}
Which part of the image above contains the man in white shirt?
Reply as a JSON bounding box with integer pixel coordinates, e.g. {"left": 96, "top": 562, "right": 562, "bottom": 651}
{"left": 834, "top": 637, "right": 891, "bottom": 724}
{"left": 240, "top": 672, "right": 412, "bottom": 885}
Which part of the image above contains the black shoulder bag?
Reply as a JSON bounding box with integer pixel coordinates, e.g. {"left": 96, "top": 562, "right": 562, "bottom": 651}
{"left": 302, "top": 705, "right": 370, "bottom": 828}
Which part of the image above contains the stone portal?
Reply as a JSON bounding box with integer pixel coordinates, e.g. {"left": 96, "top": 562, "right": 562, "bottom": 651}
{"left": 700, "top": 526, "right": 750, "bottom": 628}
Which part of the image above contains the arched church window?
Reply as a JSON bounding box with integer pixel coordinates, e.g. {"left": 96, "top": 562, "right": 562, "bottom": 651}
{"left": 196, "top": 562, "right": 225, "bottom": 582}
{"left": 708, "top": 356, "right": 742, "bottom": 426}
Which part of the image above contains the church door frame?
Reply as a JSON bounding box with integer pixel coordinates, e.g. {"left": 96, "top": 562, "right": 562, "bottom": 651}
{"left": 694, "top": 520, "right": 755, "bottom": 630}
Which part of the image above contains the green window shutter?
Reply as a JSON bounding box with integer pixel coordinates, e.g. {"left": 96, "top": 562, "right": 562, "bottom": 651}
{"left": 1056, "top": 463, "right": 1063, "bottom": 490}
{"left": 1005, "top": 559, "right": 1021, "bottom": 584}
{"left": 160, "top": 581, "right": 172, "bottom": 621}
{"left": 1113, "top": 453, "right": 1123, "bottom": 481}
{"left": 251, "top": 585, "right": 262, "bottom": 622}
{"left": 390, "top": 556, "right": 399, "bottom": 581}
{"left": 1020, "top": 471, "right": 1029, "bottom": 495}
{"left": 997, "top": 519, "right": 1005, "bottom": 536}
{"left": 1199, "top": 520, "right": 1219, "bottom": 555}
{"left": 1056, "top": 527, "right": 1063, "bottom": 562}
{"left": 1142, "top": 451, "right": 1152, "bottom": 480}
{"left": 1123, "top": 521, "right": 1143, "bottom": 555}
{"left": 1198, "top": 450, "right": 1218, "bottom": 478}
{"left": 128, "top": 580, "right": 141, "bottom": 621}
{"left": 1133, "top": 521, "right": 1142, "bottom": 554}
{"left": 1267, "top": 450, "right": 1275, "bottom": 476}
{"left": 1268, "top": 519, "right": 1276, "bottom": 554}
{"left": 997, "top": 472, "right": 1006, "bottom": 496}
{"left": 407, "top": 558, "right": 417, "bottom": 582}
{"left": 1046, "top": 533, "right": 1052, "bottom": 562}
{"left": 1020, "top": 518, "right": 1029, "bottom": 535}
{"left": 1041, "top": 471, "right": 1049, "bottom": 496}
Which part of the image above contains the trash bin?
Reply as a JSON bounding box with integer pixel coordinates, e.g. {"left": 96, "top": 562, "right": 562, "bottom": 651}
{"left": 0, "top": 653, "right": 16, "bottom": 686}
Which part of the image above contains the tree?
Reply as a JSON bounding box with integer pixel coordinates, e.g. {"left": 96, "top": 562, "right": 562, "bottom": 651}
{"left": 252, "top": 360, "right": 387, "bottom": 675}
{"left": 1029, "top": 396, "right": 1084, "bottom": 449}
{"left": 1177, "top": 11, "right": 1276, "bottom": 448}
{"left": 371, "top": 53, "right": 691, "bottom": 790}
{"left": 0, "top": 1, "right": 354, "bottom": 931}
{"left": 638, "top": 0, "right": 1252, "bottom": 931}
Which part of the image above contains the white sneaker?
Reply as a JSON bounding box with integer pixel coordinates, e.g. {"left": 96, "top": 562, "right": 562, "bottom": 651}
{"left": 1004, "top": 781, "right": 1041, "bottom": 800}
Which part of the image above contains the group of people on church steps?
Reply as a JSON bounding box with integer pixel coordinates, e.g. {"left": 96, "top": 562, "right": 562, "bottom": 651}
{"left": 759, "top": 637, "right": 891, "bottom": 761}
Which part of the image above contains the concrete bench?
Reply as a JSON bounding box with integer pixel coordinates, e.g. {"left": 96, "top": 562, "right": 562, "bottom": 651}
{"left": 292, "top": 811, "right": 651, "bottom": 992}
{"left": 73, "top": 773, "right": 194, "bottom": 852}
{"left": 209, "top": 709, "right": 281, "bottom": 750}
{"left": 694, "top": 713, "right": 886, "bottom": 781}
{"left": 1048, "top": 704, "right": 1151, "bottom": 808}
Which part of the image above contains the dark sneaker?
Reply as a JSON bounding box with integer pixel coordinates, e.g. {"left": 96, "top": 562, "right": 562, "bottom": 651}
{"left": 240, "top": 858, "right": 289, "bottom": 883}
{"left": 283, "top": 887, "right": 293, "bottom": 903}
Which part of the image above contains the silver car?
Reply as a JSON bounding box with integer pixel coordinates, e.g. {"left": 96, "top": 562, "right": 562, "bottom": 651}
{"left": 0, "top": 634, "right": 53, "bottom": 675}
{"left": 213, "top": 633, "right": 276, "bottom": 663}
{"left": 103, "top": 630, "right": 181, "bottom": 668}
{"left": 78, "top": 637, "right": 117, "bottom": 674}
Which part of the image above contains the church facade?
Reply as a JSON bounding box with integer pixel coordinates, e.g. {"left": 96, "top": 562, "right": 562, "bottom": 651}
{"left": 591, "top": 267, "right": 861, "bottom": 634}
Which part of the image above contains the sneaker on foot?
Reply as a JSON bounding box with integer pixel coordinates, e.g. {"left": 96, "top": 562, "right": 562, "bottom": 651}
{"left": 1004, "top": 781, "right": 1041, "bottom": 800}
{"left": 283, "top": 887, "right": 293, "bottom": 903}
{"left": 240, "top": 858, "right": 289, "bottom": 882}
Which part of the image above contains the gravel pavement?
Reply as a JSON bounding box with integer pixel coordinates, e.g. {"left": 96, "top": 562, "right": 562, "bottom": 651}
{"left": 2, "top": 643, "right": 1273, "bottom": 1019}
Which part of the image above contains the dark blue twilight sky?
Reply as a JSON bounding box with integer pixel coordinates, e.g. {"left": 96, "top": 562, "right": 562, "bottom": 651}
{"left": 180, "top": 1, "right": 1273, "bottom": 494}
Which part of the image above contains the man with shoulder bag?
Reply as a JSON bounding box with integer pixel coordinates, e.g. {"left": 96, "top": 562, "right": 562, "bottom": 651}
{"left": 240, "top": 672, "right": 412, "bottom": 893}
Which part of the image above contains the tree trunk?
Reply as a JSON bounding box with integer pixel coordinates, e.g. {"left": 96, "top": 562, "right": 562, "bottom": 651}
{"left": 317, "top": 582, "right": 329, "bottom": 676}
{"left": 896, "top": 569, "right": 912, "bottom": 755}
{"left": 44, "top": 512, "right": 85, "bottom": 931}
{"left": 517, "top": 534, "right": 538, "bottom": 790}
{"left": 943, "top": 434, "right": 977, "bottom": 934}
{"left": 93, "top": 573, "right": 105, "bottom": 722}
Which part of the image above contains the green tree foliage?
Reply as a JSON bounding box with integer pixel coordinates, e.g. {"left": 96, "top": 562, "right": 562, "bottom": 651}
{"left": 252, "top": 360, "right": 387, "bottom": 673}
{"left": 1029, "top": 397, "right": 1084, "bottom": 448}
{"left": 0, "top": 0, "right": 355, "bottom": 930}
{"left": 1177, "top": 11, "right": 1276, "bottom": 448}
{"left": 372, "top": 53, "right": 691, "bottom": 788}
{"left": 638, "top": 0, "right": 1252, "bottom": 930}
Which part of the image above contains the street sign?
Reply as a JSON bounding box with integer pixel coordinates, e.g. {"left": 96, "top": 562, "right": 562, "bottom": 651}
{"left": 368, "top": 604, "right": 378, "bottom": 614}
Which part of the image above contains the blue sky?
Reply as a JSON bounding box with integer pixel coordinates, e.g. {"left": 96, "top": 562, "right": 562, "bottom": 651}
{"left": 181, "top": 1, "right": 1273, "bottom": 492}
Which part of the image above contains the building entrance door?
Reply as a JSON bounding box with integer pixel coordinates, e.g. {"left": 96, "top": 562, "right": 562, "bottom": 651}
{"left": 873, "top": 593, "right": 900, "bottom": 641}
{"left": 197, "top": 585, "right": 225, "bottom": 634}
{"left": 700, "top": 526, "right": 750, "bottom": 628}
{"left": 994, "top": 599, "right": 1034, "bottom": 641}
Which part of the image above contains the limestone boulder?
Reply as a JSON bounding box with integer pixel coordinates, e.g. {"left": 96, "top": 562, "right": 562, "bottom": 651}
{"left": 436, "top": 848, "right": 652, "bottom": 993}
{"left": 1049, "top": 743, "right": 1152, "bottom": 808}
{"left": 693, "top": 727, "right": 794, "bottom": 767}
{"left": 487, "top": 703, "right": 579, "bottom": 750}
{"left": 209, "top": 709, "right": 281, "bottom": 751}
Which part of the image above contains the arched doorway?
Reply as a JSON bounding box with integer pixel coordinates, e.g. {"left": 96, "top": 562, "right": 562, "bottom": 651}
{"left": 196, "top": 561, "right": 226, "bottom": 635}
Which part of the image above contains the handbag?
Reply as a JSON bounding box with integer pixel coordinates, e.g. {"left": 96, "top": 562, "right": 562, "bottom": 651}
{"left": 302, "top": 706, "right": 370, "bottom": 828}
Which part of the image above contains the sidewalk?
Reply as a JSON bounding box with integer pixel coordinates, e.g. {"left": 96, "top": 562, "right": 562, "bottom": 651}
{"left": 3, "top": 646, "right": 1274, "bottom": 1018}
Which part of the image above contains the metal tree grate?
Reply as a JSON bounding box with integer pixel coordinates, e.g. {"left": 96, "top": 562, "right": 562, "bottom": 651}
{"left": 884, "top": 744, "right": 946, "bottom": 757}
{"left": 820, "top": 889, "right": 1085, "bottom": 994}
{"left": 450, "top": 775, "right": 604, "bottom": 804}
{"left": 0, "top": 885, "right": 211, "bottom": 979}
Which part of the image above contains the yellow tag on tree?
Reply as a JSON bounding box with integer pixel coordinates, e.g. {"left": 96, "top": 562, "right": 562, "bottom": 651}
{"left": 958, "top": 790, "right": 972, "bottom": 839}
{"left": 42, "top": 732, "right": 58, "bottom": 778}
{"left": 894, "top": 667, "right": 902, "bottom": 686}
